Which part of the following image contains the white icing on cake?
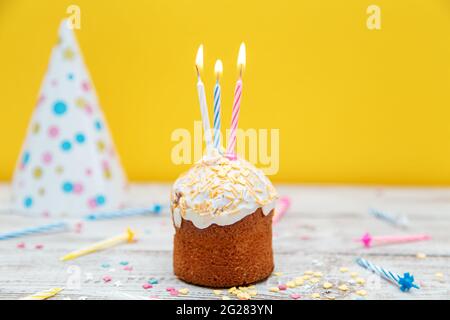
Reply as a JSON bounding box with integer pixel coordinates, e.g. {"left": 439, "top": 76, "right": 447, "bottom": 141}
{"left": 170, "top": 150, "right": 278, "bottom": 229}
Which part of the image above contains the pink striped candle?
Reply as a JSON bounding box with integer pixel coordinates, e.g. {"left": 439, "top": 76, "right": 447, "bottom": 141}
{"left": 273, "top": 196, "right": 291, "bottom": 224}
{"left": 357, "top": 232, "right": 431, "bottom": 248}
{"left": 226, "top": 43, "right": 246, "bottom": 160}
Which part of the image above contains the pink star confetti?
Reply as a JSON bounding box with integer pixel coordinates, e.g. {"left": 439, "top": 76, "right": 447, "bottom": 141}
{"left": 103, "top": 275, "right": 112, "bottom": 283}
{"left": 17, "top": 242, "right": 25, "bottom": 249}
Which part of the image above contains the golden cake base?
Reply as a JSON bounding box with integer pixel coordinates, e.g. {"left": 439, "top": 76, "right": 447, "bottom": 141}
{"left": 173, "top": 208, "right": 274, "bottom": 288}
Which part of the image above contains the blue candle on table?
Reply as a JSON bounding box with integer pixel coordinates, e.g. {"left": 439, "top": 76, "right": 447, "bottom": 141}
{"left": 213, "top": 59, "right": 223, "bottom": 150}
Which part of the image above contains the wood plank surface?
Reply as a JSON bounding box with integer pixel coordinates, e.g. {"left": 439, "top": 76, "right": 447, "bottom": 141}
{"left": 0, "top": 183, "right": 448, "bottom": 300}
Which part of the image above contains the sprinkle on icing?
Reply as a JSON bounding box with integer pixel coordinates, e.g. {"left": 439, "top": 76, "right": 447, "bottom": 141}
{"left": 171, "top": 151, "right": 278, "bottom": 229}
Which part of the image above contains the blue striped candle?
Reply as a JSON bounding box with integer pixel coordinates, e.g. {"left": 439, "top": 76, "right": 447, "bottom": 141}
{"left": 356, "top": 257, "right": 419, "bottom": 292}
{"left": 0, "top": 221, "right": 68, "bottom": 241}
{"left": 84, "top": 204, "right": 162, "bottom": 221}
{"left": 213, "top": 59, "right": 223, "bottom": 150}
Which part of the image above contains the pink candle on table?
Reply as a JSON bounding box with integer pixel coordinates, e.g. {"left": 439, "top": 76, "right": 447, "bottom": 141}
{"left": 357, "top": 232, "right": 431, "bottom": 248}
{"left": 226, "top": 43, "right": 246, "bottom": 160}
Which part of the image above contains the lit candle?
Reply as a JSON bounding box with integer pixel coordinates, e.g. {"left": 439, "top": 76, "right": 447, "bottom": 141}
{"left": 226, "top": 42, "right": 246, "bottom": 160}
{"left": 213, "top": 59, "right": 223, "bottom": 150}
{"left": 195, "top": 45, "right": 213, "bottom": 150}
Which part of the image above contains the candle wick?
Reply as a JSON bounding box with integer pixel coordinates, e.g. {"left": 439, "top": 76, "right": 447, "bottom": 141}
{"left": 195, "top": 65, "right": 200, "bottom": 79}
{"left": 239, "top": 65, "right": 243, "bottom": 78}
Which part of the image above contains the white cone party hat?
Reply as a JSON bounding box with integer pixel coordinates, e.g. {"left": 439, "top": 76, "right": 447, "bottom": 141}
{"left": 11, "top": 19, "right": 127, "bottom": 217}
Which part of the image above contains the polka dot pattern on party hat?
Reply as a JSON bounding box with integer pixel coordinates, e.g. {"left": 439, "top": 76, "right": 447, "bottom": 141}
{"left": 11, "top": 19, "right": 126, "bottom": 217}
{"left": 53, "top": 101, "right": 67, "bottom": 115}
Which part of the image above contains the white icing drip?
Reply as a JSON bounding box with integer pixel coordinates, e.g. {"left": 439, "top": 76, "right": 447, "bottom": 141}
{"left": 170, "top": 153, "right": 278, "bottom": 229}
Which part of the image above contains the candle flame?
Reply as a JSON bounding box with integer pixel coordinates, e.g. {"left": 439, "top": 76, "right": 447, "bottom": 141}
{"left": 195, "top": 44, "right": 204, "bottom": 73}
{"left": 214, "top": 59, "right": 223, "bottom": 79}
{"left": 237, "top": 42, "right": 246, "bottom": 76}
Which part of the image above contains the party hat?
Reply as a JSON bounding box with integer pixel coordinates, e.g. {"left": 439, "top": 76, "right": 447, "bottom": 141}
{"left": 11, "top": 19, "right": 127, "bottom": 217}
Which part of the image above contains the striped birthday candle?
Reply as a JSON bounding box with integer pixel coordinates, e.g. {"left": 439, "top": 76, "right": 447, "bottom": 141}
{"left": 369, "top": 208, "right": 409, "bottom": 228}
{"left": 226, "top": 43, "right": 246, "bottom": 159}
{"left": 213, "top": 59, "right": 223, "bottom": 150}
{"left": 84, "top": 204, "right": 162, "bottom": 221}
{"left": 356, "top": 257, "right": 419, "bottom": 292}
{"left": 0, "top": 221, "right": 68, "bottom": 241}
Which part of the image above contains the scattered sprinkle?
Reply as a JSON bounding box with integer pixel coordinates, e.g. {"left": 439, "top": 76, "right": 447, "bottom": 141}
{"left": 119, "top": 261, "right": 129, "bottom": 266}
{"left": 291, "top": 293, "right": 301, "bottom": 299}
{"left": 166, "top": 287, "right": 175, "bottom": 292}
{"left": 101, "top": 263, "right": 110, "bottom": 268}
{"left": 35, "top": 244, "right": 44, "bottom": 249}
{"left": 350, "top": 272, "right": 358, "bottom": 278}
{"left": 222, "top": 296, "right": 230, "bottom": 300}
{"left": 416, "top": 252, "right": 427, "bottom": 259}
{"left": 338, "top": 284, "right": 349, "bottom": 291}
{"left": 74, "top": 222, "right": 83, "bottom": 233}
{"left": 102, "top": 275, "right": 112, "bottom": 283}
{"left": 311, "top": 293, "right": 320, "bottom": 299}
{"left": 169, "top": 289, "right": 179, "bottom": 296}
{"left": 356, "top": 278, "right": 366, "bottom": 285}
{"left": 273, "top": 272, "right": 283, "bottom": 276}
{"left": 228, "top": 287, "right": 237, "bottom": 293}
{"left": 278, "top": 284, "right": 287, "bottom": 291}
{"left": 179, "top": 288, "right": 189, "bottom": 295}
{"left": 213, "top": 290, "right": 222, "bottom": 295}
{"left": 310, "top": 278, "right": 320, "bottom": 284}
{"left": 17, "top": 242, "right": 25, "bottom": 249}
{"left": 142, "top": 283, "right": 152, "bottom": 289}
{"left": 339, "top": 267, "right": 349, "bottom": 273}
{"left": 356, "top": 290, "right": 367, "bottom": 296}
{"left": 269, "top": 287, "right": 280, "bottom": 292}
{"left": 148, "top": 278, "right": 158, "bottom": 285}
{"left": 304, "top": 270, "right": 314, "bottom": 275}
{"left": 323, "top": 282, "right": 333, "bottom": 289}
{"left": 248, "top": 290, "right": 257, "bottom": 297}
{"left": 295, "top": 278, "right": 304, "bottom": 286}
{"left": 237, "top": 291, "right": 251, "bottom": 300}
{"left": 314, "top": 272, "right": 323, "bottom": 277}
{"left": 302, "top": 275, "right": 311, "bottom": 280}
{"left": 286, "top": 281, "right": 296, "bottom": 288}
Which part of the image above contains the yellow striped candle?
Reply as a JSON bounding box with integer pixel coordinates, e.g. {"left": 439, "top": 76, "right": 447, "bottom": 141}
{"left": 60, "top": 228, "right": 135, "bottom": 261}
{"left": 20, "top": 287, "right": 63, "bottom": 300}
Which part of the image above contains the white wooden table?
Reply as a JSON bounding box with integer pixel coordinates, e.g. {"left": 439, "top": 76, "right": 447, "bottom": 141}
{"left": 0, "top": 183, "right": 448, "bottom": 300}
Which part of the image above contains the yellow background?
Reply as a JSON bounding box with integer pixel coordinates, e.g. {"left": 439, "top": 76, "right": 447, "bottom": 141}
{"left": 0, "top": 0, "right": 450, "bottom": 184}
